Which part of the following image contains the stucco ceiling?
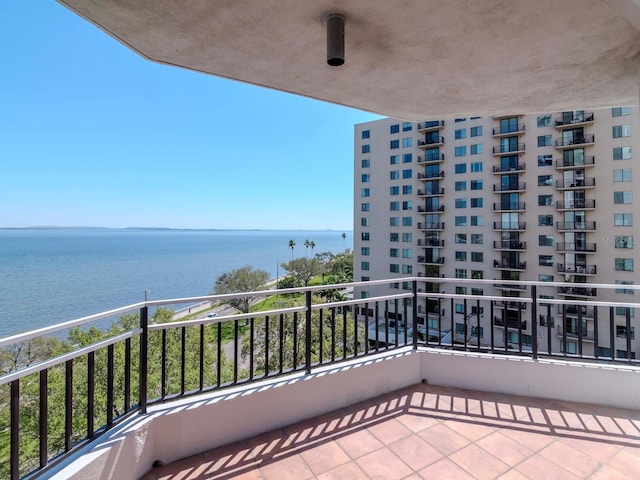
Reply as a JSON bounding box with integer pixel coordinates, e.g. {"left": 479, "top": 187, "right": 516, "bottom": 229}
{"left": 58, "top": 0, "right": 640, "bottom": 120}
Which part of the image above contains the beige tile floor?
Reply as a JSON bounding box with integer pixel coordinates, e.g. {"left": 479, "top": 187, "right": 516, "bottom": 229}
{"left": 141, "top": 383, "right": 640, "bottom": 480}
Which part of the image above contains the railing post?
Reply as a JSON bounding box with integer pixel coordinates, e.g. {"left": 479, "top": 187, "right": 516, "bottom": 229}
{"left": 305, "top": 290, "right": 312, "bottom": 374}
{"left": 530, "top": 285, "right": 538, "bottom": 360}
{"left": 412, "top": 280, "right": 418, "bottom": 349}
{"left": 139, "top": 306, "right": 148, "bottom": 414}
{"left": 10, "top": 380, "right": 19, "bottom": 480}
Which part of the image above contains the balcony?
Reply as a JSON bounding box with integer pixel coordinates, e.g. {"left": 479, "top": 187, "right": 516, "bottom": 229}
{"left": 493, "top": 316, "right": 527, "bottom": 330}
{"left": 493, "top": 202, "right": 525, "bottom": 212}
{"left": 417, "top": 120, "right": 445, "bottom": 131}
{"left": 556, "top": 199, "right": 596, "bottom": 210}
{"left": 492, "top": 123, "right": 525, "bottom": 136}
{"left": 554, "top": 134, "right": 595, "bottom": 149}
{"left": 555, "top": 177, "right": 595, "bottom": 189}
{"left": 493, "top": 222, "right": 526, "bottom": 231}
{"left": 494, "top": 260, "right": 527, "bottom": 270}
{"left": 557, "top": 286, "right": 598, "bottom": 297}
{"left": 557, "top": 263, "right": 597, "bottom": 275}
{"left": 492, "top": 163, "right": 525, "bottom": 174}
{"left": 417, "top": 170, "right": 445, "bottom": 180}
{"left": 417, "top": 222, "right": 445, "bottom": 230}
{"left": 555, "top": 111, "right": 595, "bottom": 128}
{"left": 2, "top": 278, "right": 639, "bottom": 480}
{"left": 417, "top": 153, "right": 445, "bottom": 164}
{"left": 494, "top": 301, "right": 527, "bottom": 311}
{"left": 493, "top": 241, "right": 526, "bottom": 250}
{"left": 493, "top": 182, "right": 526, "bottom": 192}
{"left": 557, "top": 325, "right": 595, "bottom": 342}
{"left": 556, "top": 305, "right": 595, "bottom": 320}
{"left": 417, "top": 188, "right": 444, "bottom": 197}
{"left": 417, "top": 205, "right": 444, "bottom": 213}
{"left": 556, "top": 221, "right": 596, "bottom": 231}
{"left": 493, "top": 283, "right": 527, "bottom": 291}
{"left": 492, "top": 143, "right": 525, "bottom": 155}
{"left": 417, "top": 136, "right": 444, "bottom": 147}
{"left": 557, "top": 242, "right": 597, "bottom": 253}
{"left": 555, "top": 155, "right": 595, "bottom": 169}
{"left": 418, "top": 256, "right": 445, "bottom": 265}
{"left": 417, "top": 238, "right": 445, "bottom": 247}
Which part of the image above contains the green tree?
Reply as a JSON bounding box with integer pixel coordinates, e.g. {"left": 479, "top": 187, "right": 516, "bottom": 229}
{"left": 213, "top": 266, "right": 270, "bottom": 313}
{"left": 281, "top": 257, "right": 322, "bottom": 286}
{"left": 288, "top": 239, "right": 296, "bottom": 260}
{"left": 304, "top": 239, "right": 311, "bottom": 256}
{"left": 326, "top": 249, "right": 353, "bottom": 281}
{"left": 341, "top": 232, "right": 346, "bottom": 250}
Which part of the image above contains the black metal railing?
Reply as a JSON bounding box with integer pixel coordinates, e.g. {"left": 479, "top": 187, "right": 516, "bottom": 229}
{"left": 556, "top": 199, "right": 596, "bottom": 210}
{"left": 417, "top": 171, "right": 445, "bottom": 180}
{"left": 493, "top": 202, "right": 525, "bottom": 211}
{"left": 2, "top": 278, "right": 640, "bottom": 479}
{"left": 417, "top": 238, "right": 445, "bottom": 247}
{"left": 554, "top": 134, "right": 595, "bottom": 147}
{"left": 493, "top": 222, "right": 526, "bottom": 230}
{"left": 493, "top": 143, "right": 525, "bottom": 154}
{"left": 417, "top": 222, "right": 445, "bottom": 230}
{"left": 556, "top": 242, "right": 597, "bottom": 252}
{"left": 555, "top": 156, "right": 595, "bottom": 168}
{"left": 417, "top": 188, "right": 444, "bottom": 196}
{"left": 493, "top": 182, "right": 526, "bottom": 191}
{"left": 555, "top": 112, "right": 594, "bottom": 127}
{"left": 417, "top": 153, "right": 445, "bottom": 163}
{"left": 418, "top": 136, "right": 444, "bottom": 146}
{"left": 492, "top": 124, "right": 525, "bottom": 135}
{"left": 417, "top": 205, "right": 445, "bottom": 213}
{"left": 556, "top": 221, "right": 596, "bottom": 231}
{"left": 493, "top": 241, "right": 526, "bottom": 250}
{"left": 492, "top": 163, "right": 525, "bottom": 173}
{"left": 417, "top": 256, "right": 445, "bottom": 264}
{"left": 555, "top": 178, "right": 595, "bottom": 189}
{"left": 557, "top": 264, "right": 597, "bottom": 275}
{"left": 493, "top": 260, "right": 526, "bottom": 270}
{"left": 417, "top": 120, "right": 444, "bottom": 130}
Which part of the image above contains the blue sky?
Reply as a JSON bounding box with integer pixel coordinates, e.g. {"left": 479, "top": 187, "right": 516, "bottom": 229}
{"left": 0, "top": 2, "right": 381, "bottom": 230}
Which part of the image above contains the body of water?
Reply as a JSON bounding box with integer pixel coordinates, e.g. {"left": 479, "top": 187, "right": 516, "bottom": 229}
{"left": 0, "top": 229, "right": 352, "bottom": 337}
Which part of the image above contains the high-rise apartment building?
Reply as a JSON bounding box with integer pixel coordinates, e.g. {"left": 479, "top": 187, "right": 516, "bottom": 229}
{"left": 354, "top": 108, "right": 639, "bottom": 358}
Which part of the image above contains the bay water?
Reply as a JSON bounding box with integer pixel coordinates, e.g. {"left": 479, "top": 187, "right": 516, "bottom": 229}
{"left": 0, "top": 229, "right": 352, "bottom": 338}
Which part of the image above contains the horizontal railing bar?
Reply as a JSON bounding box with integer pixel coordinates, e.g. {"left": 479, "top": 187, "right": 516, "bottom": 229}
{"left": 536, "top": 298, "right": 640, "bottom": 308}
{"left": 0, "top": 329, "right": 141, "bottom": 385}
{"left": 418, "top": 293, "right": 533, "bottom": 303}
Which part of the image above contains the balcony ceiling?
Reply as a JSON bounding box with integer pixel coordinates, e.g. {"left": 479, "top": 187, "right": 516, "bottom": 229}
{"left": 57, "top": 0, "right": 640, "bottom": 120}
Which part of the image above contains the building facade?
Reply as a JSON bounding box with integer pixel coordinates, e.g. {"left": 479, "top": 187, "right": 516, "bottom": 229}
{"left": 354, "top": 108, "right": 640, "bottom": 358}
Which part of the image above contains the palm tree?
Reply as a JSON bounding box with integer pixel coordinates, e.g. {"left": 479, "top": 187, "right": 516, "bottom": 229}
{"left": 310, "top": 240, "right": 315, "bottom": 255}
{"left": 288, "top": 239, "right": 296, "bottom": 260}
{"left": 341, "top": 232, "right": 346, "bottom": 250}
{"left": 304, "top": 239, "right": 311, "bottom": 256}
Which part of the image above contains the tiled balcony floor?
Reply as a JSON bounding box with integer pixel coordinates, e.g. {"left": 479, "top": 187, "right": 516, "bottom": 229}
{"left": 141, "top": 383, "right": 640, "bottom": 480}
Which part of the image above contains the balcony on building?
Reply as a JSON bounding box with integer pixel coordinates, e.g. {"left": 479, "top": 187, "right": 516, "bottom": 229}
{"left": 555, "top": 155, "right": 595, "bottom": 169}
{"left": 492, "top": 162, "right": 525, "bottom": 174}
{"left": 493, "top": 260, "right": 527, "bottom": 270}
{"left": 556, "top": 324, "right": 595, "bottom": 342}
{"left": 493, "top": 202, "right": 525, "bottom": 212}
{"left": 417, "top": 221, "right": 445, "bottom": 230}
{"left": 417, "top": 204, "right": 445, "bottom": 213}
{"left": 556, "top": 220, "right": 596, "bottom": 231}
{"left": 555, "top": 177, "right": 596, "bottom": 190}
{"left": 417, "top": 170, "right": 445, "bottom": 180}
{"left": 417, "top": 152, "right": 445, "bottom": 164}
{"left": 417, "top": 135, "right": 444, "bottom": 147}
{"left": 557, "top": 286, "right": 598, "bottom": 297}
{"left": 493, "top": 240, "right": 526, "bottom": 250}
{"left": 554, "top": 111, "right": 595, "bottom": 129}
{"left": 557, "top": 263, "right": 597, "bottom": 275}
{"left": 494, "top": 301, "right": 528, "bottom": 311}
{"left": 492, "top": 143, "right": 525, "bottom": 155}
{"left": 417, "top": 238, "right": 445, "bottom": 247}
{"left": 492, "top": 123, "right": 525, "bottom": 137}
{"left": 417, "top": 187, "right": 444, "bottom": 197}
{"left": 493, "top": 221, "right": 526, "bottom": 231}
{"left": 556, "top": 242, "right": 597, "bottom": 253}
{"left": 417, "top": 120, "right": 445, "bottom": 132}
{"left": 493, "top": 282, "right": 527, "bottom": 291}
{"left": 417, "top": 255, "right": 445, "bottom": 265}
{"left": 556, "top": 305, "right": 595, "bottom": 320}
{"left": 492, "top": 182, "right": 526, "bottom": 192}
{"left": 556, "top": 199, "right": 596, "bottom": 210}
{"left": 493, "top": 316, "right": 528, "bottom": 330}
{"left": 554, "top": 133, "right": 595, "bottom": 149}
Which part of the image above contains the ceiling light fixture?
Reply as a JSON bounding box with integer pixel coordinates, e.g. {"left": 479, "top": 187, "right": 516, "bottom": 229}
{"left": 326, "top": 14, "right": 345, "bottom": 66}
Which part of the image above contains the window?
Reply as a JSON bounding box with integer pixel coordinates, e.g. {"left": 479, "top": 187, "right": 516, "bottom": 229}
{"left": 538, "top": 154, "right": 553, "bottom": 167}
{"left": 455, "top": 181, "right": 467, "bottom": 191}
{"left": 470, "top": 144, "right": 483, "bottom": 155}
{"left": 390, "top": 155, "right": 399, "bottom": 164}
{"left": 456, "top": 287, "right": 467, "bottom": 295}
{"left": 471, "top": 252, "right": 483, "bottom": 262}
{"left": 361, "top": 173, "right": 370, "bottom": 183}
{"left": 361, "top": 159, "right": 370, "bottom": 168}
{"left": 470, "top": 197, "right": 483, "bottom": 208}
{"left": 402, "top": 185, "right": 412, "bottom": 194}
{"left": 390, "top": 186, "right": 399, "bottom": 195}
{"left": 455, "top": 163, "right": 467, "bottom": 174}
{"left": 361, "top": 188, "right": 370, "bottom": 197}
{"left": 455, "top": 128, "right": 466, "bottom": 139}
{"left": 612, "top": 106, "right": 631, "bottom": 116}
{"left": 537, "top": 135, "right": 552, "bottom": 147}
{"left": 613, "top": 125, "right": 631, "bottom": 138}
{"left": 402, "top": 169, "right": 412, "bottom": 179}
{"left": 471, "top": 326, "right": 484, "bottom": 338}
{"left": 390, "top": 139, "right": 399, "bottom": 149}
{"left": 455, "top": 198, "right": 467, "bottom": 209}
{"left": 390, "top": 217, "right": 399, "bottom": 227}
{"left": 539, "top": 255, "right": 554, "bottom": 266}
{"left": 390, "top": 264, "right": 399, "bottom": 273}
{"left": 455, "top": 234, "right": 467, "bottom": 244}
{"left": 616, "top": 325, "right": 635, "bottom": 339}
{"left": 390, "top": 170, "right": 399, "bottom": 180}
{"left": 615, "top": 213, "right": 633, "bottom": 226}
{"left": 402, "top": 233, "right": 412, "bottom": 242}
{"left": 470, "top": 126, "right": 482, "bottom": 137}
{"left": 539, "top": 235, "right": 553, "bottom": 246}
{"left": 539, "top": 274, "right": 554, "bottom": 282}
{"left": 402, "top": 248, "right": 412, "bottom": 259}
{"left": 425, "top": 148, "right": 440, "bottom": 161}
{"left": 402, "top": 137, "right": 412, "bottom": 148}
{"left": 615, "top": 280, "right": 634, "bottom": 294}
{"left": 455, "top": 118, "right": 466, "bottom": 122}
{"left": 390, "top": 201, "right": 399, "bottom": 211}
{"left": 616, "top": 307, "right": 635, "bottom": 317}
{"left": 361, "top": 261, "right": 370, "bottom": 271}
{"left": 402, "top": 217, "right": 412, "bottom": 226}
{"left": 390, "top": 124, "right": 399, "bottom": 134}
{"left": 361, "top": 130, "right": 370, "bottom": 139}
{"left": 539, "top": 215, "right": 553, "bottom": 226}
{"left": 471, "top": 287, "right": 484, "bottom": 295}
{"left": 615, "top": 236, "right": 634, "bottom": 249}
{"left": 455, "top": 269, "right": 467, "bottom": 279}
{"left": 471, "top": 234, "right": 483, "bottom": 244}
{"left": 361, "top": 291, "right": 370, "bottom": 299}
{"left": 615, "top": 258, "right": 634, "bottom": 271}
{"left": 456, "top": 251, "right": 467, "bottom": 261}
{"left": 361, "top": 247, "right": 370, "bottom": 255}
{"left": 402, "top": 265, "right": 413, "bottom": 274}
{"left": 390, "top": 233, "right": 398, "bottom": 242}
{"left": 613, "top": 146, "right": 632, "bottom": 160}
{"left": 361, "top": 232, "right": 370, "bottom": 241}
{"left": 616, "top": 350, "right": 636, "bottom": 360}
{"left": 538, "top": 195, "right": 553, "bottom": 206}
{"left": 402, "top": 122, "right": 412, "bottom": 132}
{"left": 537, "top": 114, "right": 551, "bottom": 127}
{"left": 471, "top": 271, "right": 484, "bottom": 280}
{"left": 390, "top": 248, "right": 399, "bottom": 257}
{"left": 402, "top": 201, "right": 412, "bottom": 210}
{"left": 361, "top": 217, "right": 370, "bottom": 227}
{"left": 361, "top": 202, "right": 370, "bottom": 212}
{"left": 614, "top": 168, "right": 632, "bottom": 182}
{"left": 455, "top": 146, "right": 467, "bottom": 157}
{"left": 614, "top": 191, "right": 633, "bottom": 204}
{"left": 362, "top": 144, "right": 370, "bottom": 153}
{"left": 470, "top": 161, "right": 483, "bottom": 172}
{"left": 470, "top": 180, "right": 483, "bottom": 190}
{"left": 538, "top": 175, "right": 552, "bottom": 186}
{"left": 455, "top": 216, "right": 467, "bottom": 226}
{"left": 471, "top": 215, "right": 483, "bottom": 226}
{"left": 361, "top": 277, "right": 370, "bottom": 282}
